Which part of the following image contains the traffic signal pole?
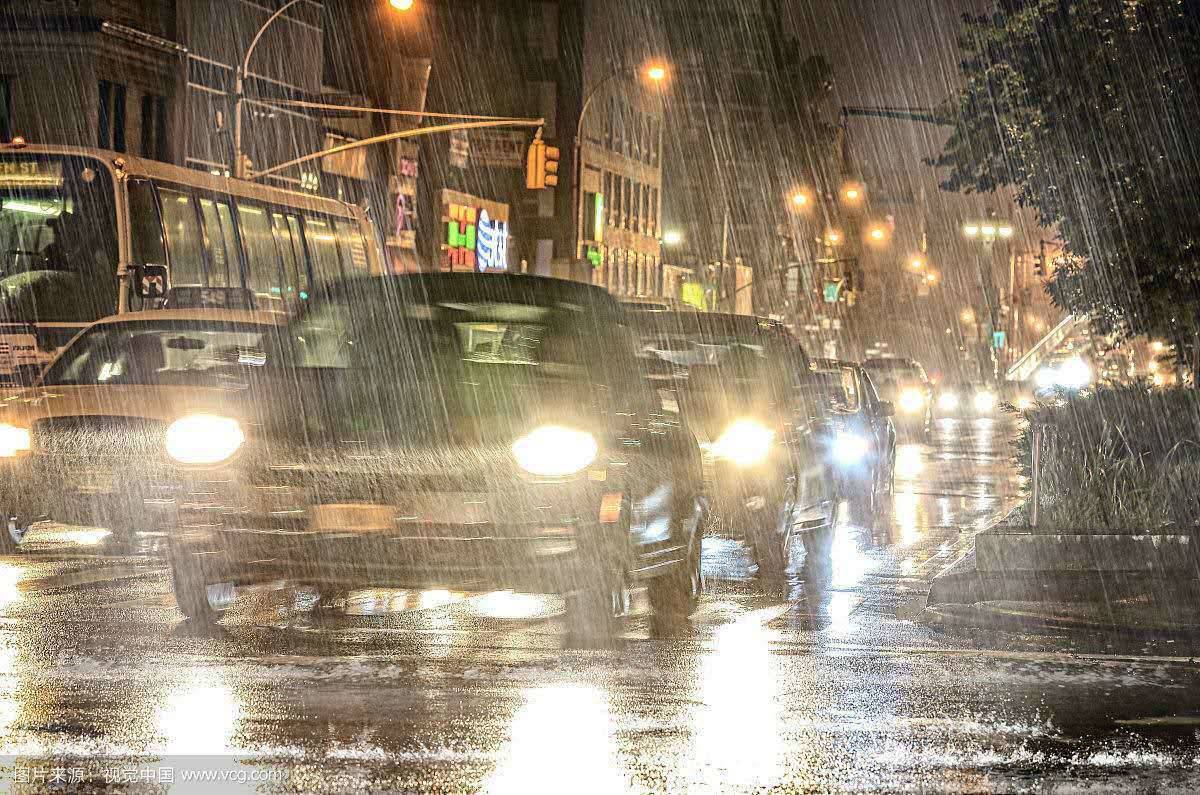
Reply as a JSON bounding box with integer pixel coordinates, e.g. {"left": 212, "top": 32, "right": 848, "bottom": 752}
{"left": 251, "top": 116, "right": 546, "bottom": 182}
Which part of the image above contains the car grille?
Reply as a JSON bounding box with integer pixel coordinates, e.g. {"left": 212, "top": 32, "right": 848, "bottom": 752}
{"left": 32, "top": 416, "right": 169, "bottom": 460}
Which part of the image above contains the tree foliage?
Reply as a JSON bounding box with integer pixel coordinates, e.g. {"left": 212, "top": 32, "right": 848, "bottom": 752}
{"left": 935, "top": 0, "right": 1200, "bottom": 351}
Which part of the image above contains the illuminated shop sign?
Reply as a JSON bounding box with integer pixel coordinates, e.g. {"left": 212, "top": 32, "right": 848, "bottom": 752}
{"left": 442, "top": 192, "right": 509, "bottom": 272}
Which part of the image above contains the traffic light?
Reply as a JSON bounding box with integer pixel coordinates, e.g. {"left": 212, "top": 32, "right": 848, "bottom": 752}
{"left": 525, "top": 135, "right": 560, "bottom": 190}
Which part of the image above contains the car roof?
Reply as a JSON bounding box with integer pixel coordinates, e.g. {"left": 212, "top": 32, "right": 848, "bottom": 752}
{"left": 91, "top": 309, "right": 286, "bottom": 326}
{"left": 627, "top": 310, "right": 786, "bottom": 336}
{"left": 322, "top": 273, "right": 623, "bottom": 316}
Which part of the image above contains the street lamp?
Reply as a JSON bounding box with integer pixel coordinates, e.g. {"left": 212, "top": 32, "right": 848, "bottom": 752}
{"left": 791, "top": 190, "right": 811, "bottom": 208}
{"left": 233, "top": 0, "right": 411, "bottom": 179}
{"left": 573, "top": 60, "right": 670, "bottom": 259}
{"left": 663, "top": 230, "right": 683, "bottom": 247}
{"left": 867, "top": 224, "right": 888, "bottom": 244}
{"left": 925, "top": 271, "right": 939, "bottom": 285}
{"left": 825, "top": 229, "right": 842, "bottom": 246}
{"left": 841, "top": 182, "right": 864, "bottom": 205}
{"left": 909, "top": 257, "right": 925, "bottom": 270}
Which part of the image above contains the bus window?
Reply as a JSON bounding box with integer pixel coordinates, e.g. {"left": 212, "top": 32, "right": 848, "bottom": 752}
{"left": 303, "top": 214, "right": 342, "bottom": 287}
{"left": 126, "top": 178, "right": 165, "bottom": 310}
{"left": 334, "top": 218, "right": 369, "bottom": 275}
{"left": 157, "top": 186, "right": 206, "bottom": 287}
{"left": 198, "top": 197, "right": 237, "bottom": 287}
{"left": 285, "top": 214, "right": 310, "bottom": 301}
{"left": 271, "top": 210, "right": 308, "bottom": 308}
{"left": 236, "top": 200, "right": 284, "bottom": 310}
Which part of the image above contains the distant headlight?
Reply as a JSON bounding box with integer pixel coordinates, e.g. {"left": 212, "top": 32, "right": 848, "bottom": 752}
{"left": 831, "top": 432, "right": 870, "bottom": 465}
{"left": 166, "top": 414, "right": 245, "bottom": 465}
{"left": 898, "top": 387, "right": 925, "bottom": 414}
{"left": 512, "top": 425, "right": 598, "bottom": 477}
{"left": 0, "top": 423, "right": 30, "bottom": 458}
{"left": 973, "top": 391, "right": 997, "bottom": 413}
{"left": 711, "top": 418, "right": 775, "bottom": 467}
{"left": 937, "top": 392, "right": 959, "bottom": 412}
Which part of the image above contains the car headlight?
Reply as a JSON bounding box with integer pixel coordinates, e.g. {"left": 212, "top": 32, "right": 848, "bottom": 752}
{"left": 973, "top": 391, "right": 997, "bottom": 413}
{"left": 166, "top": 414, "right": 245, "bottom": 465}
{"left": 937, "top": 392, "right": 959, "bottom": 412}
{"left": 512, "top": 425, "right": 598, "bottom": 477}
{"left": 898, "top": 388, "right": 925, "bottom": 414}
{"left": 831, "top": 431, "right": 870, "bottom": 465}
{"left": 711, "top": 418, "right": 775, "bottom": 467}
{"left": 0, "top": 423, "right": 30, "bottom": 458}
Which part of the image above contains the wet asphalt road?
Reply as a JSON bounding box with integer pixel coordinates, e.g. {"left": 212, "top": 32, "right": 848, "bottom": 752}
{"left": 4, "top": 418, "right": 1200, "bottom": 792}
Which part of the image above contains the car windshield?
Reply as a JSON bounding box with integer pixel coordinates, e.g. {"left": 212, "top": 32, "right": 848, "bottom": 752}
{"left": 40, "top": 320, "right": 274, "bottom": 386}
{"left": 803, "top": 369, "right": 860, "bottom": 412}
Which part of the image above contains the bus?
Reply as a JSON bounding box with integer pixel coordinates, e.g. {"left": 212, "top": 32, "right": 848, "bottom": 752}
{"left": 0, "top": 144, "right": 386, "bottom": 384}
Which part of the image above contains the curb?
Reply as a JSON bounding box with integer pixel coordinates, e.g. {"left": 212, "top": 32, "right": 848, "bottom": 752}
{"left": 922, "top": 600, "right": 1200, "bottom": 637}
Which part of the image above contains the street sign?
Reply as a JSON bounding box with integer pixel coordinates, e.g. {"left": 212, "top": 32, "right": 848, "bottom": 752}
{"left": 469, "top": 130, "right": 528, "bottom": 168}
{"left": 822, "top": 278, "right": 844, "bottom": 303}
{"left": 992, "top": 330, "right": 1007, "bottom": 349}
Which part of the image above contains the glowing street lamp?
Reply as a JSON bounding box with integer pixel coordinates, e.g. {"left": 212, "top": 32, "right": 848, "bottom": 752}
{"left": 925, "top": 271, "right": 939, "bottom": 285}
{"left": 998, "top": 224, "right": 1014, "bottom": 238}
{"left": 825, "top": 230, "right": 842, "bottom": 246}
{"left": 645, "top": 64, "right": 668, "bottom": 83}
{"left": 909, "top": 257, "right": 925, "bottom": 270}
{"left": 791, "top": 190, "right": 811, "bottom": 208}
{"left": 389, "top": 0, "right": 414, "bottom": 8}
{"left": 963, "top": 224, "right": 980, "bottom": 238}
{"left": 662, "top": 230, "right": 683, "bottom": 247}
{"left": 841, "top": 182, "right": 864, "bottom": 205}
{"left": 868, "top": 225, "right": 888, "bottom": 244}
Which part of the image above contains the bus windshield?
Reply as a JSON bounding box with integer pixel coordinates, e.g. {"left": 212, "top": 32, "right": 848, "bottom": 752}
{"left": 0, "top": 153, "right": 119, "bottom": 323}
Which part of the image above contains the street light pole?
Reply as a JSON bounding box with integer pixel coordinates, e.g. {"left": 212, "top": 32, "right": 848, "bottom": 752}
{"left": 572, "top": 64, "right": 666, "bottom": 262}
{"left": 232, "top": 0, "right": 304, "bottom": 180}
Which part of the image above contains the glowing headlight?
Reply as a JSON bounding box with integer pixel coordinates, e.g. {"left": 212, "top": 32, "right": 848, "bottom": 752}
{"left": 898, "top": 387, "right": 925, "bottom": 414}
{"left": 937, "top": 392, "right": 959, "bottom": 412}
{"left": 832, "top": 432, "right": 870, "bottom": 465}
{"left": 166, "top": 414, "right": 245, "bottom": 465}
{"left": 512, "top": 425, "right": 598, "bottom": 477}
{"left": 711, "top": 418, "right": 775, "bottom": 467}
{"left": 973, "top": 391, "right": 997, "bottom": 413}
{"left": 0, "top": 423, "right": 30, "bottom": 458}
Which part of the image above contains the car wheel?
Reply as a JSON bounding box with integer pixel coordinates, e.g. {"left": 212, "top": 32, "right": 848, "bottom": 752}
{"left": 0, "top": 515, "right": 23, "bottom": 554}
{"left": 749, "top": 494, "right": 789, "bottom": 578}
{"left": 649, "top": 527, "right": 703, "bottom": 620}
{"left": 168, "top": 546, "right": 220, "bottom": 623}
{"left": 566, "top": 573, "right": 629, "bottom": 637}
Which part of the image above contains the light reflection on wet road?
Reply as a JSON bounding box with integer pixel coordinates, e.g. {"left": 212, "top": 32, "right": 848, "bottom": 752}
{"left": 4, "top": 418, "right": 1200, "bottom": 791}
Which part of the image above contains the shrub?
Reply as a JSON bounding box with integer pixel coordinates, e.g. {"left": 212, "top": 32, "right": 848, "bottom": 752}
{"left": 1015, "top": 385, "right": 1200, "bottom": 530}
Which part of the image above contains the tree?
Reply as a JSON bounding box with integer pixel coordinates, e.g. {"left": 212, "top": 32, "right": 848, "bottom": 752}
{"left": 934, "top": 0, "right": 1200, "bottom": 362}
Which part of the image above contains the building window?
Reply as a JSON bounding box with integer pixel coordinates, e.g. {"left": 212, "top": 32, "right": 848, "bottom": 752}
{"left": 140, "top": 93, "right": 167, "bottom": 161}
{"left": 648, "top": 187, "right": 658, "bottom": 238}
{"left": 631, "top": 182, "right": 640, "bottom": 234}
{"left": 0, "top": 78, "right": 11, "bottom": 142}
{"left": 602, "top": 171, "right": 613, "bottom": 228}
{"left": 98, "top": 80, "right": 127, "bottom": 152}
{"left": 647, "top": 117, "right": 659, "bottom": 165}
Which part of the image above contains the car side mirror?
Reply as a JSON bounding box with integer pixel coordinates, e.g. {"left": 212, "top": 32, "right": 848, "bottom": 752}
{"left": 879, "top": 401, "right": 895, "bottom": 417}
{"left": 134, "top": 263, "right": 168, "bottom": 300}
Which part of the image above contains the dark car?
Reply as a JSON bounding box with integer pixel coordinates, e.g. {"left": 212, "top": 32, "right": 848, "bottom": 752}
{"left": 164, "top": 275, "right": 706, "bottom": 631}
{"left": 862, "top": 357, "right": 932, "bottom": 439}
{"left": 629, "top": 311, "right": 833, "bottom": 576}
{"left": 803, "top": 361, "right": 896, "bottom": 528}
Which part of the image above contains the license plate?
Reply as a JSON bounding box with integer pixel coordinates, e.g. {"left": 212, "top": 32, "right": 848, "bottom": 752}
{"left": 70, "top": 469, "right": 117, "bottom": 495}
{"left": 308, "top": 503, "right": 396, "bottom": 533}
{"left": 308, "top": 495, "right": 491, "bottom": 532}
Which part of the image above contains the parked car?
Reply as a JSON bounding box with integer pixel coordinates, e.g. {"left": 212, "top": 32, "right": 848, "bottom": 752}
{"left": 629, "top": 311, "right": 833, "bottom": 576}
{"left": 803, "top": 361, "right": 896, "bottom": 528}
{"left": 0, "top": 307, "right": 286, "bottom": 552}
{"left": 164, "top": 274, "right": 706, "bottom": 631}
{"left": 862, "top": 357, "right": 933, "bottom": 438}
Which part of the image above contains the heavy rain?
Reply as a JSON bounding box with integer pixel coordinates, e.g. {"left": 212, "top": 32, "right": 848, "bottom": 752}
{"left": 0, "top": 0, "right": 1199, "bottom": 791}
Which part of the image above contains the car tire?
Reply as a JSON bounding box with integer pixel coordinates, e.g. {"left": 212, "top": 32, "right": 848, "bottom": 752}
{"left": 566, "top": 573, "right": 629, "bottom": 638}
{"left": 749, "top": 495, "right": 790, "bottom": 578}
{"left": 649, "top": 527, "right": 703, "bottom": 620}
{"left": 169, "top": 547, "right": 219, "bottom": 623}
{"left": 0, "top": 515, "right": 21, "bottom": 554}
